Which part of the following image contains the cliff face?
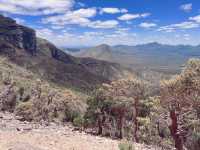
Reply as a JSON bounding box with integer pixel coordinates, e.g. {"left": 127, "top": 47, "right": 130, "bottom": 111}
{"left": 0, "top": 15, "right": 36, "bottom": 55}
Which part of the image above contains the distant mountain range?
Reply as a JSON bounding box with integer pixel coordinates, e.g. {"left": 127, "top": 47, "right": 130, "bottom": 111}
{"left": 72, "top": 42, "right": 200, "bottom": 74}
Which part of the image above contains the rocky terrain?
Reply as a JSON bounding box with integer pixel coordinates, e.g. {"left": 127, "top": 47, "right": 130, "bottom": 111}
{"left": 0, "top": 112, "right": 160, "bottom": 150}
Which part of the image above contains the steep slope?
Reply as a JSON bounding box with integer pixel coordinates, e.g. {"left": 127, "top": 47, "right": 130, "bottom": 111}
{"left": 37, "top": 38, "right": 131, "bottom": 81}
{"left": 0, "top": 15, "right": 129, "bottom": 91}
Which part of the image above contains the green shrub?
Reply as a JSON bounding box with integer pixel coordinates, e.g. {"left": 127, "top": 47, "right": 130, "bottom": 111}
{"left": 118, "top": 140, "right": 135, "bottom": 150}
{"left": 15, "top": 101, "right": 33, "bottom": 121}
{"left": 73, "top": 115, "right": 84, "bottom": 127}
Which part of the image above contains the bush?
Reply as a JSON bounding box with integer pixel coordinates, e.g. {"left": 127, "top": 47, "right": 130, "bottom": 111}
{"left": 118, "top": 140, "right": 135, "bottom": 150}
{"left": 15, "top": 101, "right": 33, "bottom": 121}
{"left": 73, "top": 115, "right": 84, "bottom": 128}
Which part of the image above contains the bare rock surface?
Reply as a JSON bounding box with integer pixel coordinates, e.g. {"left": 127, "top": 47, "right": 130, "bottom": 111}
{"left": 0, "top": 112, "right": 160, "bottom": 150}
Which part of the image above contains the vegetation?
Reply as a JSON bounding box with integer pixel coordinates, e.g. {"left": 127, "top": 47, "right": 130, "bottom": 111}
{"left": 160, "top": 59, "right": 200, "bottom": 150}
{"left": 118, "top": 140, "right": 135, "bottom": 150}
{"left": 0, "top": 57, "right": 86, "bottom": 123}
{"left": 84, "top": 59, "right": 200, "bottom": 150}
{"left": 0, "top": 54, "right": 199, "bottom": 150}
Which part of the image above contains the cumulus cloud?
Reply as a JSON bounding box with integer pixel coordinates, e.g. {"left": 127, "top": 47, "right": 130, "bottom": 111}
{"left": 180, "top": 3, "right": 192, "bottom": 12}
{"left": 158, "top": 21, "right": 199, "bottom": 32}
{"left": 139, "top": 22, "right": 157, "bottom": 28}
{"left": 189, "top": 15, "right": 200, "bottom": 23}
{"left": 14, "top": 18, "right": 25, "bottom": 25}
{"left": 88, "top": 20, "right": 119, "bottom": 29}
{"left": 42, "top": 8, "right": 96, "bottom": 25}
{"left": 118, "top": 13, "right": 150, "bottom": 21}
{"left": 100, "top": 7, "right": 128, "bottom": 14}
{"left": 42, "top": 8, "right": 119, "bottom": 29}
{"left": 0, "top": 0, "right": 74, "bottom": 15}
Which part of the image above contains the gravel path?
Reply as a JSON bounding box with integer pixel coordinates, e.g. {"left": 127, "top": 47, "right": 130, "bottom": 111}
{"left": 0, "top": 112, "right": 159, "bottom": 150}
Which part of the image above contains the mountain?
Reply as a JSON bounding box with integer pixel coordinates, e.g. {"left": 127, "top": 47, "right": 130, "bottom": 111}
{"left": 76, "top": 44, "right": 114, "bottom": 60}
{"left": 75, "top": 42, "right": 200, "bottom": 74}
{"left": 0, "top": 15, "right": 130, "bottom": 91}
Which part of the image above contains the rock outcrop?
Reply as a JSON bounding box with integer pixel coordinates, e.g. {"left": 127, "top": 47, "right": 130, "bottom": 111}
{"left": 0, "top": 15, "right": 36, "bottom": 55}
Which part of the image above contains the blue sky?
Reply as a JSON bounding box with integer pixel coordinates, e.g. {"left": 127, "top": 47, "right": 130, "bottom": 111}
{"left": 1, "top": 0, "right": 200, "bottom": 47}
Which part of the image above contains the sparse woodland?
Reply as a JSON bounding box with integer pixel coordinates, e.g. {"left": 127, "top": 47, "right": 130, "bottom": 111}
{"left": 0, "top": 58, "right": 199, "bottom": 150}
{"left": 84, "top": 58, "right": 200, "bottom": 150}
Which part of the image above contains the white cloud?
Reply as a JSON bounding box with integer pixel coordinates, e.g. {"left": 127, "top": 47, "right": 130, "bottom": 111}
{"left": 42, "top": 8, "right": 119, "bottom": 29}
{"left": 42, "top": 8, "right": 96, "bottom": 26}
{"left": 88, "top": 20, "right": 119, "bottom": 29}
{"left": 51, "top": 25, "right": 65, "bottom": 30}
{"left": 180, "top": 3, "right": 192, "bottom": 12}
{"left": 173, "top": 21, "right": 199, "bottom": 29}
{"left": 183, "top": 34, "right": 190, "bottom": 40}
{"left": 100, "top": 7, "right": 128, "bottom": 14}
{"left": 139, "top": 22, "right": 157, "bottom": 28}
{"left": 140, "top": 13, "right": 151, "bottom": 18}
{"left": 0, "top": 0, "right": 74, "bottom": 15}
{"left": 158, "top": 21, "right": 199, "bottom": 32}
{"left": 189, "top": 15, "right": 200, "bottom": 23}
{"left": 14, "top": 18, "right": 25, "bottom": 25}
{"left": 118, "top": 13, "right": 150, "bottom": 21}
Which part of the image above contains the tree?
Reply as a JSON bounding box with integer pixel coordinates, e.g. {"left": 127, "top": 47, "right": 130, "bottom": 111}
{"left": 85, "top": 78, "right": 146, "bottom": 141}
{"left": 102, "top": 79, "right": 146, "bottom": 142}
{"left": 160, "top": 59, "right": 200, "bottom": 150}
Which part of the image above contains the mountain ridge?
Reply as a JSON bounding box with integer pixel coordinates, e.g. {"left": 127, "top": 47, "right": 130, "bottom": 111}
{"left": 74, "top": 42, "right": 200, "bottom": 74}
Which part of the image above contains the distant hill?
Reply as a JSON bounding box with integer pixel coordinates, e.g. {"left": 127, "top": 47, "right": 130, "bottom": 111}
{"left": 0, "top": 15, "right": 131, "bottom": 91}
{"left": 75, "top": 42, "right": 200, "bottom": 75}
{"left": 75, "top": 44, "right": 114, "bottom": 60}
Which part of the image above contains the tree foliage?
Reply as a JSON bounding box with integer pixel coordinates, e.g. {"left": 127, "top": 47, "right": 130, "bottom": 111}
{"left": 160, "top": 58, "right": 200, "bottom": 150}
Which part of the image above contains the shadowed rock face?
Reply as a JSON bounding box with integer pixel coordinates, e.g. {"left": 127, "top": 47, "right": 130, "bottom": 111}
{"left": 0, "top": 15, "right": 36, "bottom": 55}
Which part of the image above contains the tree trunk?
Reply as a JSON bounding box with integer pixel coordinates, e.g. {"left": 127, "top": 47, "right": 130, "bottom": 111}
{"left": 97, "top": 115, "right": 103, "bottom": 135}
{"left": 97, "top": 114, "right": 106, "bottom": 135}
{"left": 133, "top": 99, "right": 139, "bottom": 142}
{"left": 119, "top": 115, "right": 124, "bottom": 139}
{"left": 169, "top": 110, "right": 183, "bottom": 150}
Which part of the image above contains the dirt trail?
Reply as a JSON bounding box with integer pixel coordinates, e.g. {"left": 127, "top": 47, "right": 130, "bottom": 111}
{"left": 0, "top": 112, "right": 159, "bottom": 150}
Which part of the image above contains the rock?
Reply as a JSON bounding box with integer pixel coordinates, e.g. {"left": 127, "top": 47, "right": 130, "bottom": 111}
{"left": 16, "top": 127, "right": 21, "bottom": 131}
{"left": 23, "top": 127, "right": 32, "bottom": 131}
{"left": 15, "top": 115, "right": 25, "bottom": 121}
{"left": 0, "top": 15, "right": 37, "bottom": 56}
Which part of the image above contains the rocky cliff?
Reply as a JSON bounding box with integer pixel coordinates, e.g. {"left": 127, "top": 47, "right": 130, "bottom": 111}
{"left": 0, "top": 15, "right": 36, "bottom": 55}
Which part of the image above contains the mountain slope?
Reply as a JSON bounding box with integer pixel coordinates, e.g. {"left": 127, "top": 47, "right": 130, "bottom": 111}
{"left": 76, "top": 44, "right": 114, "bottom": 60}
{"left": 75, "top": 42, "right": 200, "bottom": 74}
{"left": 0, "top": 15, "right": 130, "bottom": 91}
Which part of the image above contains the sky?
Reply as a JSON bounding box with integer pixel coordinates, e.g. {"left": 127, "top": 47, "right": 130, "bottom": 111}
{"left": 1, "top": 0, "right": 200, "bottom": 47}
